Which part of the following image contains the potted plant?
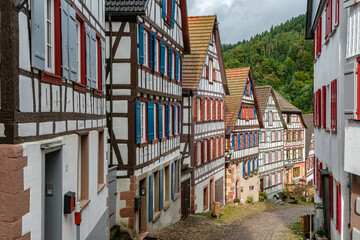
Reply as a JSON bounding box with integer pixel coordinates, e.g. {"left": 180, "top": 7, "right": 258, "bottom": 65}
{"left": 246, "top": 196, "right": 253, "bottom": 203}
{"left": 259, "top": 192, "right": 267, "bottom": 202}
{"left": 254, "top": 169, "right": 258, "bottom": 175}
{"left": 244, "top": 173, "right": 249, "bottom": 179}
{"left": 233, "top": 198, "right": 240, "bottom": 205}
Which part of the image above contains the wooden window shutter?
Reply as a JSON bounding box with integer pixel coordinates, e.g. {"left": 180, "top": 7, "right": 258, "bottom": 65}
{"left": 243, "top": 162, "right": 246, "bottom": 178}
{"left": 175, "top": 53, "right": 179, "bottom": 81}
{"left": 313, "top": 93, "right": 316, "bottom": 125}
{"left": 213, "top": 138, "right": 216, "bottom": 159}
{"left": 194, "top": 97, "right": 198, "bottom": 122}
{"left": 217, "top": 100, "right": 221, "bottom": 120}
{"left": 243, "top": 134, "right": 246, "bottom": 149}
{"left": 159, "top": 169, "right": 163, "bottom": 211}
{"left": 207, "top": 139, "right": 211, "bottom": 162}
{"left": 166, "top": 104, "right": 170, "bottom": 137}
{"left": 171, "top": 0, "right": 175, "bottom": 28}
{"left": 138, "top": 24, "right": 144, "bottom": 64}
{"left": 31, "top": 0, "right": 46, "bottom": 70}
{"left": 201, "top": 141, "right": 205, "bottom": 164}
{"left": 212, "top": 61, "right": 216, "bottom": 81}
{"left": 235, "top": 134, "right": 238, "bottom": 150}
{"left": 201, "top": 98, "right": 205, "bottom": 121}
{"left": 160, "top": 41, "right": 166, "bottom": 74}
{"left": 206, "top": 66, "right": 209, "bottom": 79}
{"left": 313, "top": 33, "right": 316, "bottom": 60}
{"left": 334, "top": 80, "right": 337, "bottom": 131}
{"left": 336, "top": 182, "right": 341, "bottom": 232}
{"left": 168, "top": 47, "right": 173, "bottom": 78}
{"left": 158, "top": 104, "right": 163, "bottom": 138}
{"left": 207, "top": 99, "right": 211, "bottom": 120}
{"left": 319, "top": 162, "right": 323, "bottom": 198}
{"left": 171, "top": 162, "right": 175, "bottom": 199}
{"left": 317, "top": 18, "right": 322, "bottom": 54}
{"left": 213, "top": 99, "right": 216, "bottom": 120}
{"left": 135, "top": 101, "right": 141, "bottom": 144}
{"left": 148, "top": 174, "right": 153, "bottom": 221}
{"left": 161, "top": 0, "right": 167, "bottom": 20}
{"left": 218, "top": 137, "right": 221, "bottom": 156}
{"left": 322, "top": 86, "right": 326, "bottom": 128}
{"left": 147, "top": 102, "right": 155, "bottom": 141}
{"left": 330, "top": 174, "right": 334, "bottom": 219}
{"left": 149, "top": 33, "right": 155, "bottom": 69}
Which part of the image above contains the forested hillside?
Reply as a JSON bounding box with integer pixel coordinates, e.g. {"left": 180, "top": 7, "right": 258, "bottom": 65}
{"left": 222, "top": 14, "right": 313, "bottom": 113}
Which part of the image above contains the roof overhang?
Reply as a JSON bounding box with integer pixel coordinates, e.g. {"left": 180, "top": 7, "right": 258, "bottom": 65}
{"left": 305, "top": 0, "right": 327, "bottom": 39}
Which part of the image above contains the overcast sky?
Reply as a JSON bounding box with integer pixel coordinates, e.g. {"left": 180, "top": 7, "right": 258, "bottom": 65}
{"left": 188, "top": 0, "right": 307, "bottom": 44}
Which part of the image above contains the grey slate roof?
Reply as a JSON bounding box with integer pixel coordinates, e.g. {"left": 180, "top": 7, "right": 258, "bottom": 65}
{"left": 105, "top": 0, "right": 149, "bottom": 14}
{"left": 303, "top": 114, "right": 314, "bottom": 159}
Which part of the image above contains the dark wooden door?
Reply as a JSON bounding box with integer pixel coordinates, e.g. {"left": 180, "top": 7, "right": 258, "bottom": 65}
{"left": 260, "top": 178, "right": 264, "bottom": 192}
{"left": 215, "top": 177, "right": 224, "bottom": 204}
{"left": 181, "top": 179, "right": 191, "bottom": 219}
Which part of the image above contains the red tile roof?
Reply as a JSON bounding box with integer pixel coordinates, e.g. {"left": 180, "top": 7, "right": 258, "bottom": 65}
{"left": 183, "top": 15, "right": 216, "bottom": 89}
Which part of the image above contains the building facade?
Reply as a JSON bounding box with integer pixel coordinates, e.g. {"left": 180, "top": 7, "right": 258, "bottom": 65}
{"left": 0, "top": 0, "right": 109, "bottom": 239}
{"left": 303, "top": 114, "right": 314, "bottom": 186}
{"left": 181, "top": 15, "right": 229, "bottom": 214}
{"left": 224, "top": 68, "right": 263, "bottom": 203}
{"left": 306, "top": 0, "right": 351, "bottom": 238}
{"left": 272, "top": 90, "right": 307, "bottom": 186}
{"left": 256, "top": 86, "right": 286, "bottom": 198}
{"left": 105, "top": 0, "right": 190, "bottom": 235}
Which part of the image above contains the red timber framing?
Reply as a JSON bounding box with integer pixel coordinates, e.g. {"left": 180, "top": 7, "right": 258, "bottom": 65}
{"left": 322, "top": 85, "right": 326, "bottom": 128}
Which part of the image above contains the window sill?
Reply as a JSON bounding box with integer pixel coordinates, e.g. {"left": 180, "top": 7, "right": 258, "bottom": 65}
{"left": 41, "top": 71, "right": 63, "bottom": 86}
{"left": 79, "top": 199, "right": 91, "bottom": 210}
{"left": 152, "top": 211, "right": 161, "bottom": 223}
{"left": 97, "top": 183, "right": 106, "bottom": 194}
{"left": 73, "top": 81, "right": 87, "bottom": 93}
{"left": 163, "top": 201, "right": 171, "bottom": 211}
{"left": 94, "top": 89, "right": 104, "bottom": 97}
{"left": 173, "top": 192, "right": 180, "bottom": 201}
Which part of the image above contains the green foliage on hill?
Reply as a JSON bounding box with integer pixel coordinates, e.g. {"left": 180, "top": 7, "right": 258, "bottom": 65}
{"left": 222, "top": 14, "right": 313, "bottom": 113}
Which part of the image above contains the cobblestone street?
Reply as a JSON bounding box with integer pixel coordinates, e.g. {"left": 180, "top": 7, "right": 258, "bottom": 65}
{"left": 151, "top": 203, "right": 313, "bottom": 240}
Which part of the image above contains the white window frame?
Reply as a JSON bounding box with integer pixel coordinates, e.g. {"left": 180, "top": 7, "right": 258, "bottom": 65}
{"left": 269, "top": 111, "right": 273, "bottom": 126}
{"left": 45, "top": 0, "right": 55, "bottom": 73}
{"left": 141, "top": 102, "right": 146, "bottom": 143}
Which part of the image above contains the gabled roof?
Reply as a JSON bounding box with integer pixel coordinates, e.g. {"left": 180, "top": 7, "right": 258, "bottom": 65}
{"left": 255, "top": 86, "right": 287, "bottom": 130}
{"left": 272, "top": 89, "right": 302, "bottom": 113}
{"left": 183, "top": 15, "right": 229, "bottom": 94}
{"left": 303, "top": 114, "right": 314, "bottom": 158}
{"left": 105, "top": 0, "right": 149, "bottom": 15}
{"left": 224, "top": 68, "right": 263, "bottom": 134}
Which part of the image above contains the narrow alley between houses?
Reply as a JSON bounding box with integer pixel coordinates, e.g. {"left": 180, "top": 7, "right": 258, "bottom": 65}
{"left": 150, "top": 203, "right": 313, "bottom": 240}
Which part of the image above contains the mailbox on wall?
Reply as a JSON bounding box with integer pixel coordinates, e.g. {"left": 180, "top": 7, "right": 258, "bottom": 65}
{"left": 64, "top": 191, "right": 76, "bottom": 214}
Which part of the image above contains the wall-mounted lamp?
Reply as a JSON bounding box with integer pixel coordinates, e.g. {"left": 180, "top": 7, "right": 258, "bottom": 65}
{"left": 13, "top": 0, "right": 28, "bottom": 11}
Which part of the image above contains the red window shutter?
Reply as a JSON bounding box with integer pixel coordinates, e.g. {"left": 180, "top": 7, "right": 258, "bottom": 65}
{"left": 335, "top": 80, "right": 337, "bottom": 131}
{"left": 194, "top": 142, "right": 198, "bottom": 167}
{"left": 331, "top": 79, "right": 338, "bottom": 131}
{"left": 235, "top": 134, "right": 238, "bottom": 150}
{"left": 319, "top": 162, "right": 323, "bottom": 198}
{"left": 201, "top": 98, "right": 205, "bottom": 121}
{"left": 358, "top": 59, "right": 360, "bottom": 120}
{"left": 206, "top": 66, "right": 209, "bottom": 79}
{"left": 240, "top": 134, "right": 243, "bottom": 150}
{"left": 313, "top": 33, "right": 316, "bottom": 60}
{"left": 325, "top": 0, "right": 331, "bottom": 39}
{"left": 212, "top": 61, "right": 216, "bottom": 81}
{"left": 223, "top": 136, "right": 225, "bottom": 155}
{"left": 207, "top": 139, "right": 211, "bottom": 162}
{"left": 212, "top": 99, "right": 216, "bottom": 120}
{"left": 213, "top": 138, "right": 216, "bottom": 159}
{"left": 201, "top": 141, "right": 206, "bottom": 164}
{"left": 218, "top": 137, "right": 221, "bottom": 156}
{"left": 335, "top": 0, "right": 339, "bottom": 27}
{"left": 329, "top": 174, "right": 334, "bottom": 219}
{"left": 207, "top": 99, "right": 211, "bottom": 120}
{"left": 218, "top": 100, "right": 221, "bottom": 120}
{"left": 318, "top": 89, "right": 322, "bottom": 127}
{"left": 322, "top": 86, "right": 326, "bottom": 128}
{"left": 317, "top": 17, "right": 322, "bottom": 54}
{"left": 313, "top": 93, "right": 316, "bottom": 125}
{"left": 194, "top": 97, "right": 198, "bottom": 122}
{"left": 336, "top": 182, "right": 342, "bottom": 232}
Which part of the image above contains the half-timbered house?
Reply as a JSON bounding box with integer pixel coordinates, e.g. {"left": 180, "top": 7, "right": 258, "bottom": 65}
{"left": 303, "top": 114, "right": 314, "bottom": 186}
{"left": 0, "top": 0, "right": 108, "bottom": 239}
{"left": 224, "top": 68, "right": 263, "bottom": 203}
{"left": 255, "top": 86, "right": 287, "bottom": 198}
{"left": 272, "top": 90, "right": 307, "bottom": 185}
{"left": 180, "top": 15, "right": 229, "bottom": 214}
{"left": 306, "top": 0, "right": 358, "bottom": 238}
{"left": 105, "top": 0, "right": 190, "bottom": 235}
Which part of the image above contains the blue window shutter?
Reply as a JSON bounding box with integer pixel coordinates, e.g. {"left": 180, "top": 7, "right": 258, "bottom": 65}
{"left": 90, "top": 29, "right": 97, "bottom": 88}
{"left": 101, "top": 40, "right": 106, "bottom": 91}
{"left": 166, "top": 104, "right": 170, "bottom": 137}
{"left": 173, "top": 106, "right": 176, "bottom": 135}
{"left": 148, "top": 174, "right": 153, "bottom": 221}
{"left": 85, "top": 24, "right": 91, "bottom": 87}
{"left": 168, "top": 48, "right": 173, "bottom": 78}
{"left": 243, "top": 163, "right": 245, "bottom": 178}
{"left": 248, "top": 133, "right": 251, "bottom": 148}
{"left": 148, "top": 102, "right": 155, "bottom": 141}
{"left": 175, "top": 53, "right": 179, "bottom": 81}
{"left": 178, "top": 160, "right": 181, "bottom": 192}
{"left": 171, "top": 0, "right": 175, "bottom": 28}
{"left": 138, "top": 24, "right": 144, "bottom": 64}
{"left": 31, "top": 0, "right": 45, "bottom": 70}
{"left": 171, "top": 162, "right": 174, "bottom": 199}
{"left": 135, "top": 101, "right": 141, "bottom": 144}
{"left": 243, "top": 134, "right": 246, "bottom": 149}
{"left": 159, "top": 169, "right": 163, "bottom": 211}
{"left": 244, "top": 84, "right": 247, "bottom": 95}
{"left": 162, "top": 0, "right": 167, "bottom": 20}
{"left": 149, "top": 33, "right": 154, "bottom": 69}
{"left": 257, "top": 158, "right": 259, "bottom": 169}
{"left": 237, "top": 134, "right": 240, "bottom": 150}
{"left": 160, "top": 41, "right": 165, "bottom": 74}
{"left": 231, "top": 134, "right": 234, "bottom": 148}
{"left": 181, "top": 57, "right": 183, "bottom": 83}
{"left": 249, "top": 83, "right": 252, "bottom": 95}
{"left": 158, "top": 104, "right": 163, "bottom": 138}
{"left": 248, "top": 161, "right": 250, "bottom": 174}
{"left": 178, "top": 106, "right": 181, "bottom": 134}
{"left": 253, "top": 159, "right": 255, "bottom": 171}
{"left": 239, "top": 108, "right": 242, "bottom": 118}
{"left": 61, "top": 0, "right": 70, "bottom": 79}
{"left": 68, "top": 6, "right": 78, "bottom": 82}
{"left": 253, "top": 132, "right": 255, "bottom": 146}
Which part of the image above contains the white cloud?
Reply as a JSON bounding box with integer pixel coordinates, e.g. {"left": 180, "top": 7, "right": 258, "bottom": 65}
{"left": 188, "top": 0, "right": 307, "bottom": 44}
